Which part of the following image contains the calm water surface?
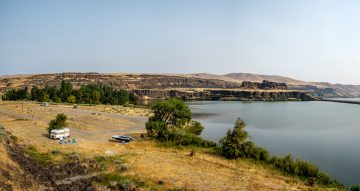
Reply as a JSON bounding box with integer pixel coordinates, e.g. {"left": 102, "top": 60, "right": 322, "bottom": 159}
{"left": 188, "top": 100, "right": 360, "bottom": 186}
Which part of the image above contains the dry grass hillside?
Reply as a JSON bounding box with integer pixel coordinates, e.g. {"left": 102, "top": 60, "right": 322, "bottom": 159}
{"left": 2, "top": 72, "right": 359, "bottom": 98}
{"left": 189, "top": 73, "right": 360, "bottom": 97}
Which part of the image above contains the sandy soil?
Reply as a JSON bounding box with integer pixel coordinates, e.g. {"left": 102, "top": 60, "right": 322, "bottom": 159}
{"left": 0, "top": 101, "right": 332, "bottom": 191}
{"left": 0, "top": 102, "right": 147, "bottom": 148}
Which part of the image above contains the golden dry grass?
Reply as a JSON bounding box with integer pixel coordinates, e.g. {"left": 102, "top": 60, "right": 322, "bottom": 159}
{"left": 0, "top": 139, "right": 42, "bottom": 191}
{"left": 0, "top": 101, "right": 336, "bottom": 191}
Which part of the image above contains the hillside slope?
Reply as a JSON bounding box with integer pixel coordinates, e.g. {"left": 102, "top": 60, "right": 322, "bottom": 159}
{"left": 190, "top": 73, "right": 360, "bottom": 97}
{"left": 1, "top": 72, "right": 359, "bottom": 97}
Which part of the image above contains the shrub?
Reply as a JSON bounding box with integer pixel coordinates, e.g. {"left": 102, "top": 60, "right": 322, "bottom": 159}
{"left": 67, "top": 95, "right": 76, "bottom": 103}
{"left": 186, "top": 121, "right": 204, "bottom": 135}
{"left": 157, "top": 130, "right": 217, "bottom": 148}
{"left": 113, "top": 159, "right": 123, "bottom": 164}
{"left": 317, "top": 172, "right": 332, "bottom": 185}
{"left": 220, "top": 118, "right": 249, "bottom": 158}
{"left": 351, "top": 185, "right": 360, "bottom": 191}
{"left": 48, "top": 113, "right": 67, "bottom": 133}
{"left": 54, "top": 97, "right": 62, "bottom": 103}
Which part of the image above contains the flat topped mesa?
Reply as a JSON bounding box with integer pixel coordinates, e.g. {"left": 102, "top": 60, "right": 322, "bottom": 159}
{"left": 241, "top": 80, "right": 288, "bottom": 90}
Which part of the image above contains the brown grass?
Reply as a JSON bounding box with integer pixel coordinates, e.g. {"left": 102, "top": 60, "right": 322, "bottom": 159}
{"left": 0, "top": 101, "right": 337, "bottom": 191}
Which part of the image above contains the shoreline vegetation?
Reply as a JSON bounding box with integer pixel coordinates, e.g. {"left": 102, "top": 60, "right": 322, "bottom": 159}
{"left": 144, "top": 98, "right": 355, "bottom": 189}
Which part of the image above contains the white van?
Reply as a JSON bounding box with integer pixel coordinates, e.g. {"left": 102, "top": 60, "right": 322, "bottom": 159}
{"left": 49, "top": 128, "right": 70, "bottom": 139}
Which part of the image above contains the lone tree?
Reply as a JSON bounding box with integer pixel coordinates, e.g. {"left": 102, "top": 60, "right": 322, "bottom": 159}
{"left": 48, "top": 113, "right": 67, "bottom": 133}
{"left": 220, "top": 118, "right": 249, "bottom": 158}
{"left": 146, "top": 98, "right": 203, "bottom": 137}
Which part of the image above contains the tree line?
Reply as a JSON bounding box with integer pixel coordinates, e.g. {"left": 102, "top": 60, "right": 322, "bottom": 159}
{"left": 1, "top": 80, "right": 138, "bottom": 105}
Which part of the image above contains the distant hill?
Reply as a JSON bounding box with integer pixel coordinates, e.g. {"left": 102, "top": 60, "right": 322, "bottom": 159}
{"left": 1, "top": 72, "right": 360, "bottom": 98}
{"left": 189, "top": 73, "right": 360, "bottom": 97}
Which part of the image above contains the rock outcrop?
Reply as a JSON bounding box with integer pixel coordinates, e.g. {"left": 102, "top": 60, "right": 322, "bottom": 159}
{"left": 241, "top": 80, "right": 288, "bottom": 90}
{"left": 132, "top": 89, "right": 314, "bottom": 101}
{"left": 0, "top": 73, "right": 243, "bottom": 92}
{"left": 0, "top": 72, "right": 314, "bottom": 101}
{"left": 288, "top": 85, "right": 342, "bottom": 97}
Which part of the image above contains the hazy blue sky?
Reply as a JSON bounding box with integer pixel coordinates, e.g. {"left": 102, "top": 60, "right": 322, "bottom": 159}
{"left": 1, "top": 0, "right": 360, "bottom": 84}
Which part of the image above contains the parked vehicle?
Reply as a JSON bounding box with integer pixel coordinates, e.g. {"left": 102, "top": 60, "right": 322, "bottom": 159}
{"left": 40, "top": 102, "right": 49, "bottom": 107}
{"left": 112, "top": 135, "right": 134, "bottom": 142}
{"left": 49, "top": 128, "right": 70, "bottom": 139}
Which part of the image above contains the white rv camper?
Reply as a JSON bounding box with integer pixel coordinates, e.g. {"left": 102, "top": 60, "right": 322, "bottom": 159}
{"left": 49, "top": 128, "right": 70, "bottom": 139}
{"left": 40, "top": 102, "right": 49, "bottom": 107}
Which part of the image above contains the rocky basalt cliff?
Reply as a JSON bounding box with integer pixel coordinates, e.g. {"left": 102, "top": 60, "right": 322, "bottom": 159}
{"left": 0, "top": 73, "right": 243, "bottom": 91}
{"left": 241, "top": 80, "right": 288, "bottom": 90}
{"left": 132, "top": 89, "right": 314, "bottom": 101}
{"left": 0, "top": 73, "right": 314, "bottom": 101}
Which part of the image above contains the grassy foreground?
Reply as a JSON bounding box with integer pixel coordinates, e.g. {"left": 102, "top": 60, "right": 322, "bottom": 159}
{"left": 0, "top": 101, "right": 345, "bottom": 190}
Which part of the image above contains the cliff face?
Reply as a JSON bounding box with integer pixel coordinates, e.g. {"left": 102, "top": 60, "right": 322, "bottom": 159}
{"left": 0, "top": 73, "right": 243, "bottom": 92}
{"left": 191, "top": 72, "right": 360, "bottom": 98}
{"left": 288, "top": 85, "right": 341, "bottom": 97}
{"left": 0, "top": 72, "right": 314, "bottom": 101}
{"left": 0, "top": 73, "right": 290, "bottom": 92}
{"left": 132, "top": 89, "right": 314, "bottom": 101}
{"left": 241, "top": 80, "right": 288, "bottom": 90}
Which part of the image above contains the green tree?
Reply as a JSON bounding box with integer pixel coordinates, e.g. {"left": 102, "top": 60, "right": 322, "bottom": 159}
{"left": 145, "top": 98, "right": 192, "bottom": 136}
{"left": 2, "top": 87, "right": 29, "bottom": 100}
{"left": 90, "top": 91, "right": 101, "bottom": 105}
{"left": 60, "top": 80, "right": 73, "bottom": 102}
{"left": 67, "top": 95, "right": 76, "bottom": 103}
{"left": 113, "top": 90, "right": 129, "bottom": 105}
{"left": 44, "top": 85, "right": 58, "bottom": 101}
{"left": 54, "top": 97, "right": 62, "bottom": 103}
{"left": 30, "top": 86, "right": 39, "bottom": 100}
{"left": 37, "top": 90, "right": 49, "bottom": 102}
{"left": 220, "top": 118, "right": 249, "bottom": 159}
{"left": 48, "top": 113, "right": 67, "bottom": 133}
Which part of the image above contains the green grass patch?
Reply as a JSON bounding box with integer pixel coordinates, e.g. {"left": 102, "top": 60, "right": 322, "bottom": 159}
{"left": 0, "top": 126, "right": 7, "bottom": 141}
{"left": 24, "top": 146, "right": 80, "bottom": 165}
{"left": 25, "top": 146, "right": 53, "bottom": 165}
{"left": 156, "top": 140, "right": 220, "bottom": 155}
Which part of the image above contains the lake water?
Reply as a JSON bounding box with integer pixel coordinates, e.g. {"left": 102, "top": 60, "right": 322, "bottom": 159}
{"left": 188, "top": 100, "right": 360, "bottom": 186}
